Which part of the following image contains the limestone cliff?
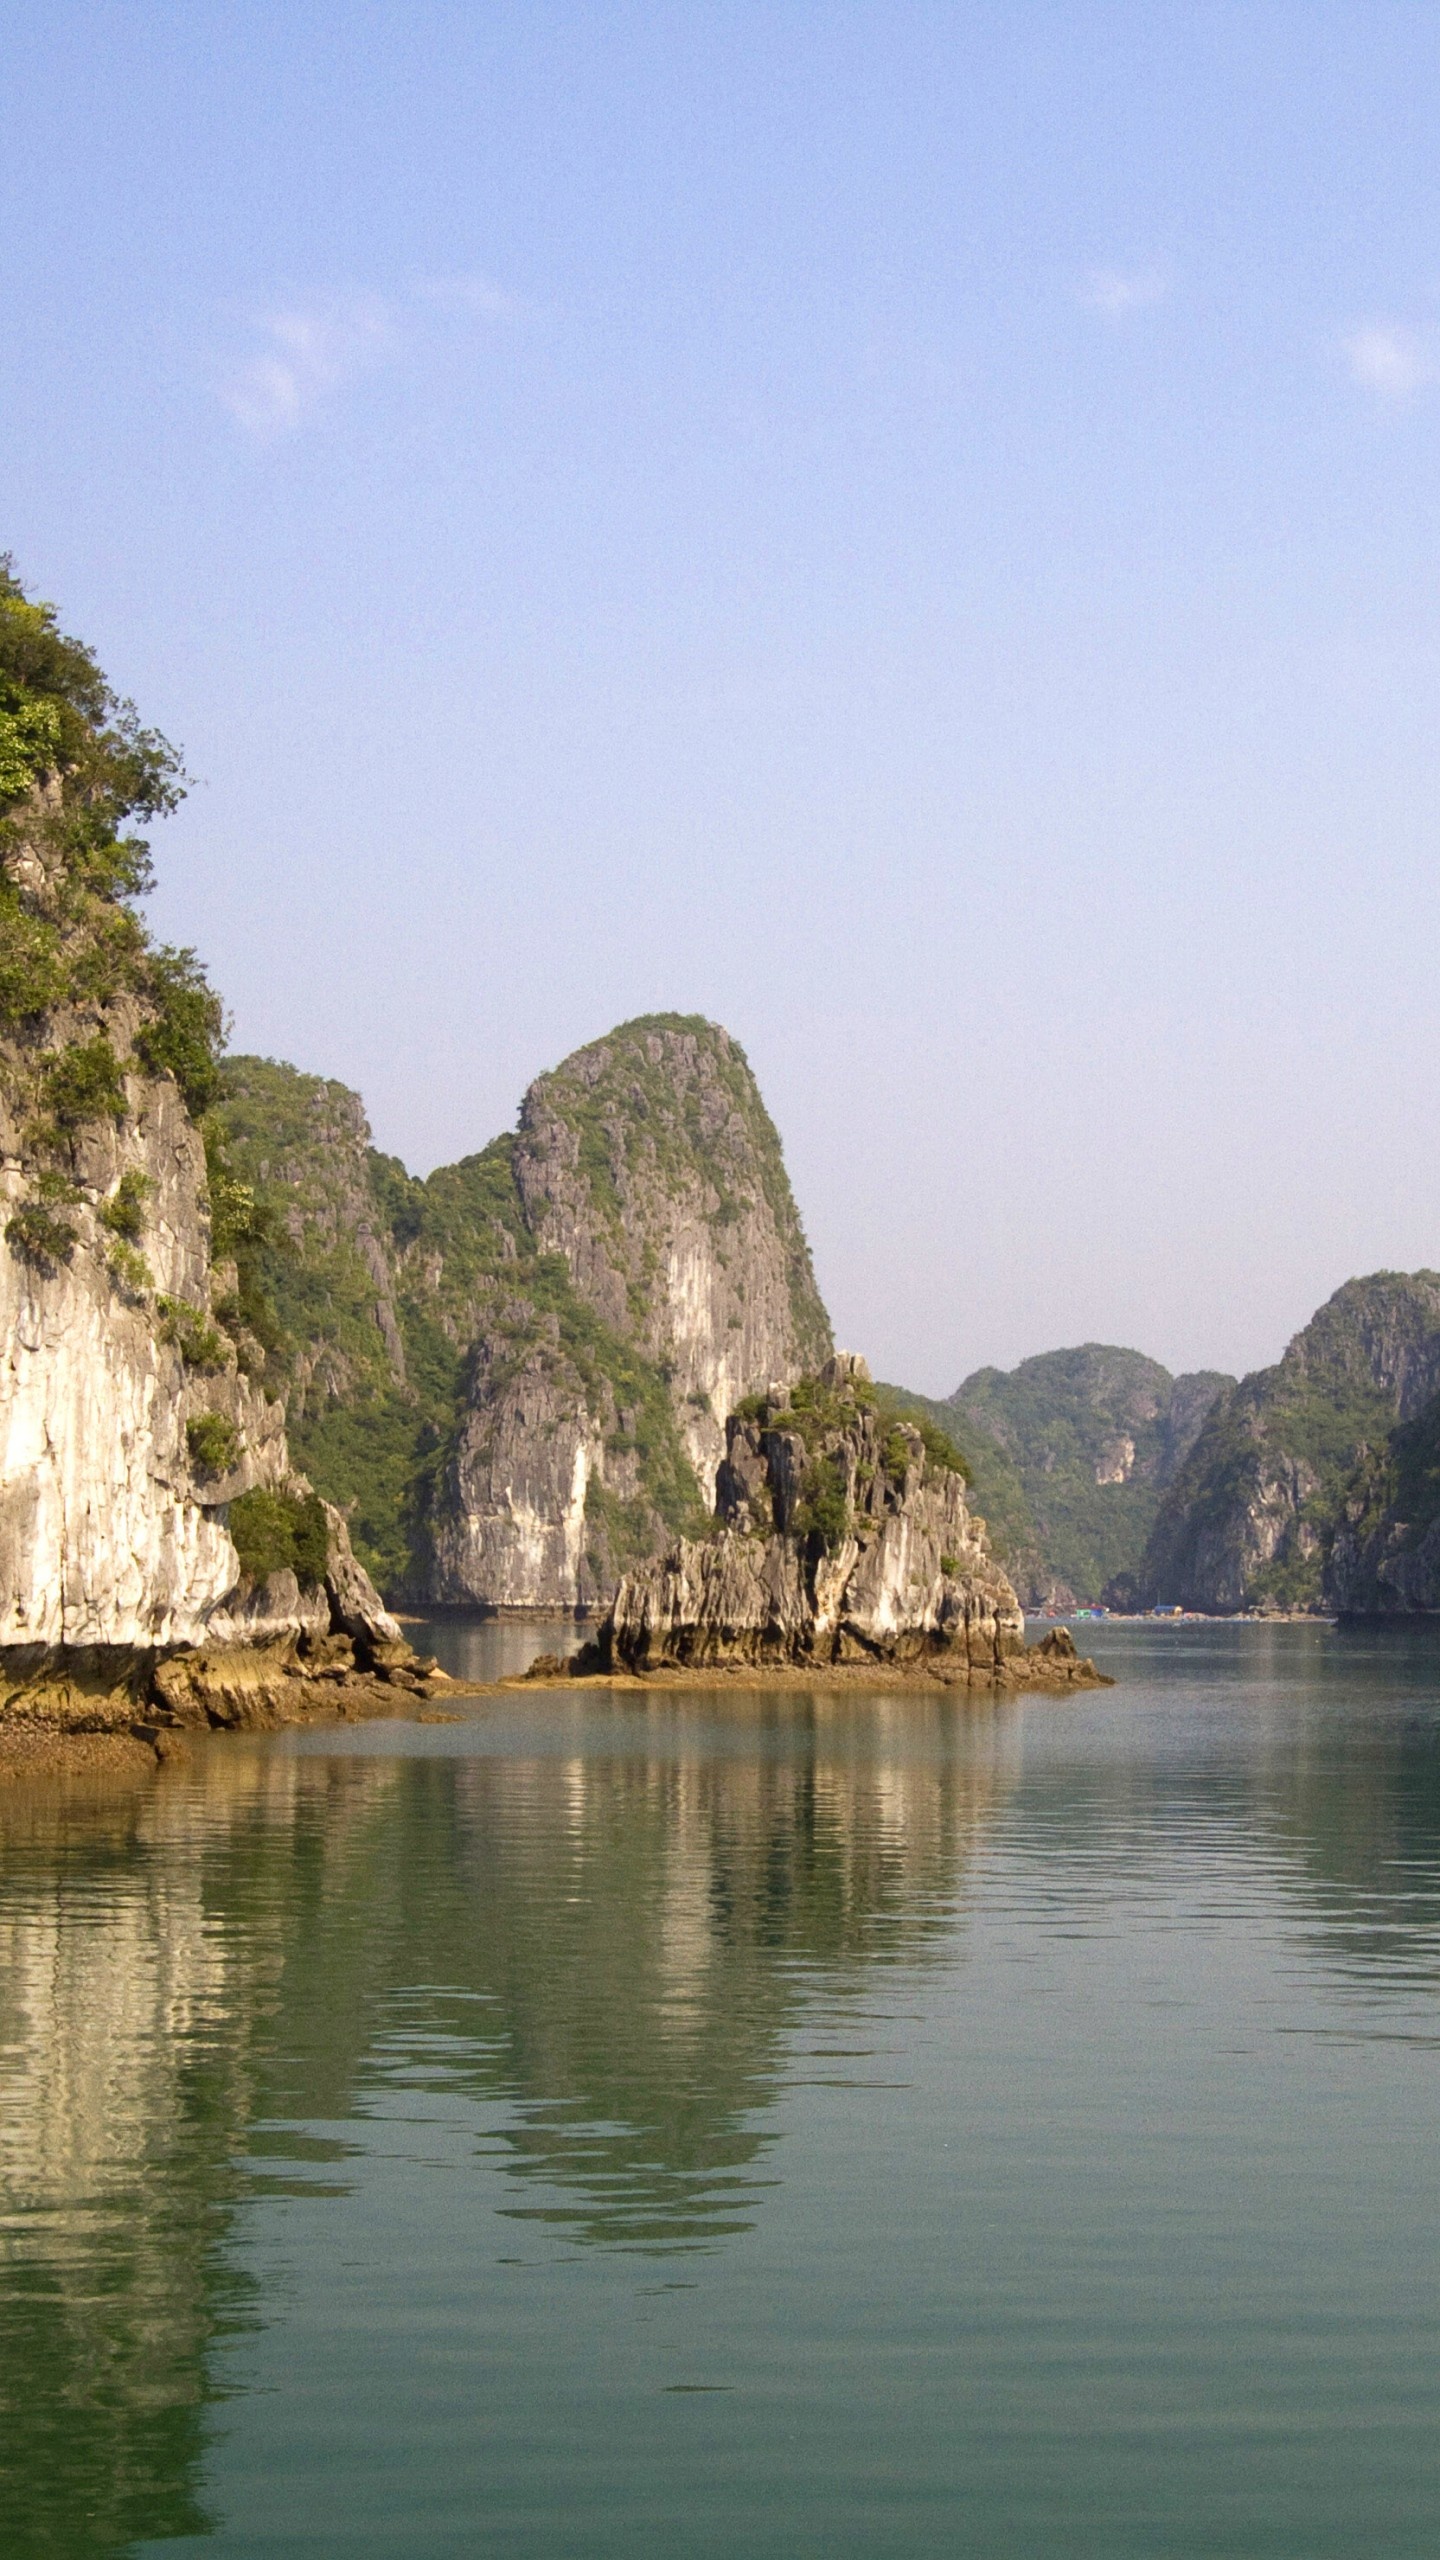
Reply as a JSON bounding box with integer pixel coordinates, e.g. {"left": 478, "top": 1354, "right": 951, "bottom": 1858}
{"left": 1126, "top": 1274, "right": 1440, "bottom": 1613}
{"left": 0, "top": 1059, "right": 286, "bottom": 1646}
{"left": 510, "top": 1019, "right": 831, "bottom": 1496}
{"left": 0, "top": 560, "right": 401, "bottom": 1709}
{"left": 218, "top": 1016, "right": 832, "bottom": 1612}
{"left": 572, "top": 1354, "right": 1076, "bottom": 1681}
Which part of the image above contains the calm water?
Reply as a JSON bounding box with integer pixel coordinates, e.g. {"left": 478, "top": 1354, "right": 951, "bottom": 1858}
{"left": 4, "top": 1619, "right": 1440, "bottom": 2557}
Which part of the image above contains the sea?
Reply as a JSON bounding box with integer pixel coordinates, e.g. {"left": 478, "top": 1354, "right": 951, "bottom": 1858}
{"left": 4, "top": 1616, "right": 1440, "bottom": 2557}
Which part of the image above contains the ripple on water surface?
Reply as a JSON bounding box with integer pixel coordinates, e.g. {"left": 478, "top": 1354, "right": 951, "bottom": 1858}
{"left": 3, "top": 1619, "right": 1440, "bottom": 2555}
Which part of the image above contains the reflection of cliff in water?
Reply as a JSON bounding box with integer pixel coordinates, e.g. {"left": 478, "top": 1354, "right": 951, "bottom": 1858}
{"left": 0, "top": 1700, "right": 1017, "bottom": 2549}
{"left": 440, "top": 1696, "right": 1018, "bottom": 2244}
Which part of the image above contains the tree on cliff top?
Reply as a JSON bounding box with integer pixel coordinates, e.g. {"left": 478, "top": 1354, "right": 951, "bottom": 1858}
{"left": 0, "top": 557, "right": 223, "bottom": 1116}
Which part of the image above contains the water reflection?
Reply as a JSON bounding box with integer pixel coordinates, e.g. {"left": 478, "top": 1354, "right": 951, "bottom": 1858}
{"left": 0, "top": 1695, "right": 1016, "bottom": 2552}
{"left": 7, "top": 1633, "right": 1440, "bottom": 2552}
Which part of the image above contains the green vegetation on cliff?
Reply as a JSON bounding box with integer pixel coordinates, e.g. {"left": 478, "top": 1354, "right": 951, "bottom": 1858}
{"left": 214, "top": 1056, "right": 709, "bottom": 1593}
{"left": 524, "top": 1011, "right": 833, "bottom": 1372}
{"left": 0, "top": 558, "right": 223, "bottom": 1120}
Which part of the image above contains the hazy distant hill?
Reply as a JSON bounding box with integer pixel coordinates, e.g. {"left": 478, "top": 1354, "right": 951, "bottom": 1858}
{"left": 886, "top": 1346, "right": 1233, "bottom": 1604}
{"left": 1129, "top": 1274, "right": 1440, "bottom": 1614}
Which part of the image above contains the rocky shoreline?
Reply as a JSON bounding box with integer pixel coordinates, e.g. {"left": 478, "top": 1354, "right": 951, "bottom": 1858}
{"left": 521, "top": 1622, "right": 1109, "bottom": 1695}
{"left": 0, "top": 1629, "right": 465, "bottom": 1784}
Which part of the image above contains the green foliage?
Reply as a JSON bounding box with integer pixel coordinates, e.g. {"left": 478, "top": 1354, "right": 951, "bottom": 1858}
{"left": 894, "top": 1347, "right": 1233, "bottom": 1603}
{"left": 285, "top": 1389, "right": 438, "bottom": 1593}
{"left": 1137, "top": 1277, "right": 1440, "bottom": 1609}
{"left": 585, "top": 1475, "right": 690, "bottom": 1574}
{"left": 940, "top": 1553, "right": 960, "bottom": 1576}
{"left": 882, "top": 1425, "right": 914, "bottom": 1482}
{"left": 797, "top": 1454, "right": 850, "bottom": 1552}
{"left": 0, "top": 877, "right": 65, "bottom": 1025}
{"left": 0, "top": 561, "right": 225, "bottom": 1156}
{"left": 198, "top": 1112, "right": 286, "bottom": 1369}
{"left": 0, "top": 693, "right": 63, "bottom": 801}
{"left": 158, "top": 1295, "right": 227, "bottom": 1371}
{"left": 133, "top": 947, "right": 225, "bottom": 1115}
{"left": 42, "top": 1034, "right": 126, "bottom": 1129}
{"left": 227, "top": 1486, "right": 330, "bottom": 1587}
{"left": 0, "top": 557, "right": 184, "bottom": 848}
{"left": 6, "top": 1200, "right": 77, "bottom": 1267}
{"left": 766, "top": 1368, "right": 876, "bottom": 1454}
{"left": 917, "top": 1416, "right": 970, "bottom": 1480}
{"left": 106, "top": 1239, "right": 152, "bottom": 1297}
{"left": 99, "top": 1169, "right": 152, "bottom": 1243}
{"left": 186, "top": 1412, "right": 241, "bottom": 1473}
{"left": 1382, "top": 1395, "right": 1440, "bottom": 1547}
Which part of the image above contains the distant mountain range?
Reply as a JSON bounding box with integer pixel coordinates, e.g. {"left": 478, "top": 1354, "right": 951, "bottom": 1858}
{"left": 1118, "top": 1274, "right": 1440, "bottom": 1615}
{"left": 898, "top": 1276, "right": 1440, "bottom": 1617}
{"left": 882, "top": 1349, "right": 1233, "bottom": 1606}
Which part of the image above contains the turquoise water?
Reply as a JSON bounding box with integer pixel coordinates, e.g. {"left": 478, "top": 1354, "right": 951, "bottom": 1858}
{"left": 4, "top": 1619, "right": 1440, "bottom": 2556}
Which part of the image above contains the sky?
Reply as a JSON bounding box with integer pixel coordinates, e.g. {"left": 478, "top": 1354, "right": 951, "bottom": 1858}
{"left": 4, "top": 2, "right": 1440, "bottom": 1395}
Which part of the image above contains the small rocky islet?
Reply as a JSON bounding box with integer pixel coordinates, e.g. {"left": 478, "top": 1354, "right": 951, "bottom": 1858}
{"left": 528, "top": 1355, "right": 1106, "bottom": 1692}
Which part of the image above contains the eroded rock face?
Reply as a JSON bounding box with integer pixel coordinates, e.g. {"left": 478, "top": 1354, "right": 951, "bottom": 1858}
{"left": 512, "top": 1019, "right": 832, "bottom": 1500}
{"left": 221, "top": 1016, "right": 834, "bottom": 1615}
{"left": 427, "top": 1018, "right": 835, "bottom": 1613}
{"left": 1324, "top": 1401, "right": 1440, "bottom": 1617}
{"left": 583, "top": 1355, "right": 1027, "bottom": 1674}
{"left": 0, "top": 576, "right": 401, "bottom": 1709}
{"left": 0, "top": 1070, "right": 288, "bottom": 1648}
{"left": 424, "top": 1334, "right": 604, "bottom": 1610}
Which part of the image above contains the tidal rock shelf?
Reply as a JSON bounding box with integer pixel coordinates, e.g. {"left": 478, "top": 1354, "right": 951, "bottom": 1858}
{"left": 522, "top": 1356, "right": 1110, "bottom": 1696}
{"left": 519, "top": 1626, "right": 1106, "bottom": 1696}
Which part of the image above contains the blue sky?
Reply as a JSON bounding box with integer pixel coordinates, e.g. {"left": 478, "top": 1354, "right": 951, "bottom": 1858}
{"left": 5, "top": 2, "right": 1440, "bottom": 1390}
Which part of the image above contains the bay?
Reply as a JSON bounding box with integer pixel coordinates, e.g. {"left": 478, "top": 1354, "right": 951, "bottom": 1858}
{"left": 3, "top": 1619, "right": 1440, "bottom": 2556}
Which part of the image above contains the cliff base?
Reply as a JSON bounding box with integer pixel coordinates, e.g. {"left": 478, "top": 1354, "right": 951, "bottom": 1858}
{"left": 523, "top": 1624, "right": 1110, "bottom": 1694}
{"left": 0, "top": 1628, "right": 460, "bottom": 1782}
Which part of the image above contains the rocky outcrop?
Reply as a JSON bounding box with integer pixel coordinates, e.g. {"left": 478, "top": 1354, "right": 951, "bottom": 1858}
{"left": 427, "top": 1020, "right": 832, "bottom": 1611}
{"left": 1124, "top": 1274, "right": 1440, "bottom": 1613}
{"left": 218, "top": 1015, "right": 833, "bottom": 1614}
{"left": 563, "top": 1355, "right": 1104, "bottom": 1688}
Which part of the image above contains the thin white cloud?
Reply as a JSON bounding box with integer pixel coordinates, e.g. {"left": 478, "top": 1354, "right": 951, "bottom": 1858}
{"left": 1343, "top": 322, "right": 1439, "bottom": 401}
{"left": 220, "top": 296, "right": 398, "bottom": 437}
{"left": 411, "top": 272, "right": 515, "bottom": 319}
{"left": 1079, "top": 265, "right": 1171, "bottom": 319}
{"left": 218, "top": 275, "right": 518, "bottom": 437}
